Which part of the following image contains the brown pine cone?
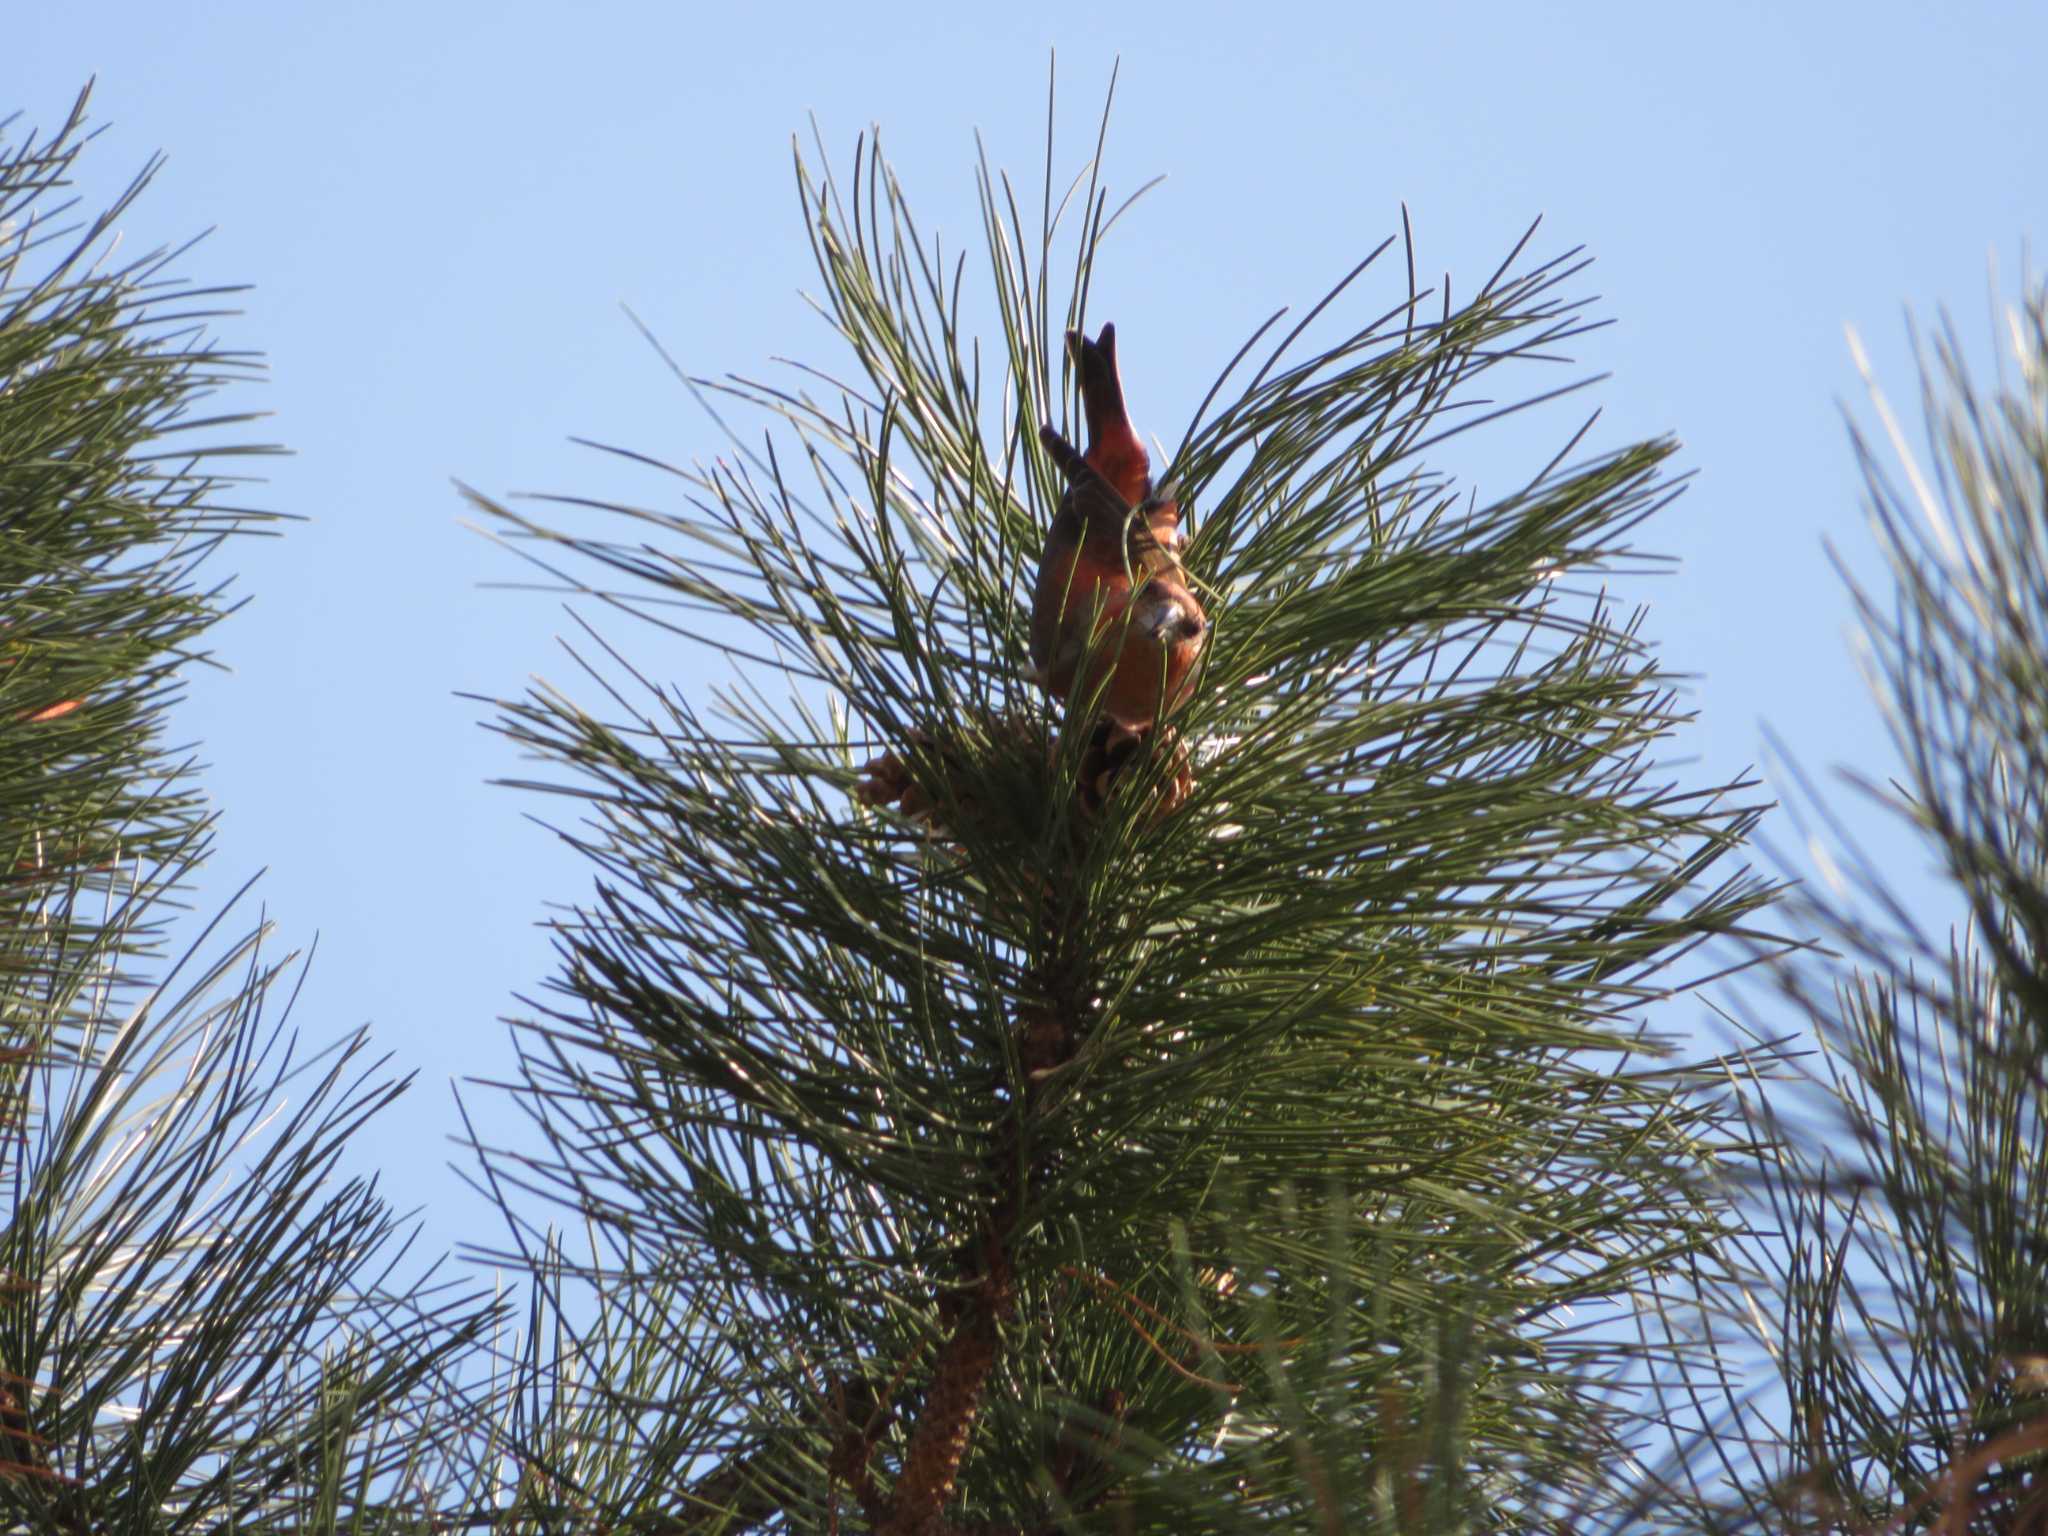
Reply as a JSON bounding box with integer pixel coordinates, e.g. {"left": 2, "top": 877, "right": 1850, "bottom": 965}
{"left": 852, "top": 711, "right": 1195, "bottom": 841}
{"left": 1072, "top": 718, "right": 1193, "bottom": 824}
{"left": 852, "top": 718, "right": 1038, "bottom": 832}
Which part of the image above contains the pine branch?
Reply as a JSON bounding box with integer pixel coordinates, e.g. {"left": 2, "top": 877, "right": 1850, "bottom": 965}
{"left": 465, "top": 73, "right": 1781, "bottom": 1534}
{"left": 0, "top": 86, "right": 500, "bottom": 1533}
{"left": 1686, "top": 281, "right": 2048, "bottom": 1533}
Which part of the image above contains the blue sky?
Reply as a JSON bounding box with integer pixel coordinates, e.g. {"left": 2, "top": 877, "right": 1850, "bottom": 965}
{"left": 13, "top": 1, "right": 2046, "bottom": 1263}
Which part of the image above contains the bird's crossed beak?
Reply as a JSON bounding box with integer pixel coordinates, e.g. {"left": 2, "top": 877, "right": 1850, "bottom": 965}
{"left": 1141, "top": 592, "right": 1206, "bottom": 648}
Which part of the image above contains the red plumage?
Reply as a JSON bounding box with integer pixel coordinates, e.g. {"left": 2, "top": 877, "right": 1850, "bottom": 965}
{"left": 1030, "top": 324, "right": 1205, "bottom": 731}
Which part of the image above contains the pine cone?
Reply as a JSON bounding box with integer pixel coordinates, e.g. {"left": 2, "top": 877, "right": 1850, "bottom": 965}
{"left": 1072, "top": 718, "right": 1193, "bottom": 824}
{"left": 853, "top": 717, "right": 1042, "bottom": 835}
{"left": 852, "top": 711, "right": 1195, "bottom": 844}
{"left": 852, "top": 744, "right": 920, "bottom": 816}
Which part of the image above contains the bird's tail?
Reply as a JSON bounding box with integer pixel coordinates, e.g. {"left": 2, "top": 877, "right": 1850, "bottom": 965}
{"left": 1066, "top": 323, "right": 1151, "bottom": 505}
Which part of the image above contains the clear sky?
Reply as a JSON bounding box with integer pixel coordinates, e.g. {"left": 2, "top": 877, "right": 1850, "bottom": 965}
{"left": 12, "top": 1, "right": 2046, "bottom": 1265}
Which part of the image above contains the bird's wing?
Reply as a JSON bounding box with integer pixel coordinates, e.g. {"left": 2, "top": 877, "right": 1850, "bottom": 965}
{"left": 1040, "top": 424, "right": 1179, "bottom": 575}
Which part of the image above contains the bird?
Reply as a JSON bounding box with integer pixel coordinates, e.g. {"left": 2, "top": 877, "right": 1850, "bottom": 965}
{"left": 1064, "top": 322, "right": 1184, "bottom": 552}
{"left": 1030, "top": 324, "right": 1206, "bottom": 731}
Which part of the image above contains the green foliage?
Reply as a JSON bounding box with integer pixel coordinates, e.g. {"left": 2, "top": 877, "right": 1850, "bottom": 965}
{"left": 28, "top": 63, "right": 2042, "bottom": 1536}
{"left": 0, "top": 88, "right": 494, "bottom": 1533}
{"left": 467, "top": 87, "right": 1776, "bottom": 1533}
{"left": 1696, "top": 284, "right": 2048, "bottom": 1534}
{"left": 0, "top": 92, "right": 264, "bottom": 1006}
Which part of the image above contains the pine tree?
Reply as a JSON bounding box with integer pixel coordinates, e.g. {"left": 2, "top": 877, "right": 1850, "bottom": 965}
{"left": 0, "top": 88, "right": 491, "bottom": 1532}
{"left": 1696, "top": 282, "right": 2048, "bottom": 1533}
{"left": 466, "top": 89, "right": 1777, "bottom": 1533}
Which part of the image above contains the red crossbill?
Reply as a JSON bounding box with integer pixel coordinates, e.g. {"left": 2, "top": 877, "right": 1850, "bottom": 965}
{"left": 1030, "top": 325, "right": 1206, "bottom": 731}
